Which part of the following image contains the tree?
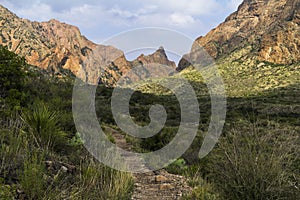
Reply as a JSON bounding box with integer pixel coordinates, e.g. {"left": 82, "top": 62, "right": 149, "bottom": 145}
{"left": 0, "top": 45, "right": 26, "bottom": 113}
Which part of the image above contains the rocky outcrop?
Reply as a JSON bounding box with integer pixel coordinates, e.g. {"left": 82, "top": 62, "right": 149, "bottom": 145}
{"left": 121, "top": 47, "right": 177, "bottom": 84}
{"left": 0, "top": 5, "right": 175, "bottom": 86}
{"left": 134, "top": 47, "right": 176, "bottom": 69}
{"left": 178, "top": 0, "right": 300, "bottom": 70}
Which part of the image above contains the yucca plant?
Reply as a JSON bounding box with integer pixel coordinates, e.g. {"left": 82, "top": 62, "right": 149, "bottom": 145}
{"left": 21, "top": 101, "right": 67, "bottom": 152}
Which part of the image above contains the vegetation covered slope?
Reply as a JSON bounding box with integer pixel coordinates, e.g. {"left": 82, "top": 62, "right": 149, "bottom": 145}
{"left": 114, "top": 56, "right": 300, "bottom": 199}
{"left": 0, "top": 45, "right": 133, "bottom": 199}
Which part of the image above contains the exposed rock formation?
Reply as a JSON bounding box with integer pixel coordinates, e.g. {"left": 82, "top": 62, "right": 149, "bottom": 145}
{"left": 0, "top": 5, "right": 175, "bottom": 86}
{"left": 178, "top": 0, "right": 300, "bottom": 70}
{"left": 122, "top": 47, "right": 177, "bottom": 84}
{"left": 135, "top": 47, "right": 176, "bottom": 69}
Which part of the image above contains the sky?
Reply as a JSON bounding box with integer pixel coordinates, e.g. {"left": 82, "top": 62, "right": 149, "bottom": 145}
{"left": 0, "top": 0, "right": 243, "bottom": 61}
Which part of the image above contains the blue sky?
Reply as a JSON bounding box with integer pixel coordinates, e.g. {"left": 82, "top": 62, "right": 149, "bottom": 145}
{"left": 0, "top": 0, "right": 243, "bottom": 61}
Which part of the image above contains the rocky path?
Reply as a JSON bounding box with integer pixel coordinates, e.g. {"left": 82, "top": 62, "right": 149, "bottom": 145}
{"left": 107, "top": 126, "right": 191, "bottom": 200}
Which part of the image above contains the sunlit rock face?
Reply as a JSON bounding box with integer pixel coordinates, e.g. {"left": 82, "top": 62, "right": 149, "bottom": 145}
{"left": 0, "top": 5, "right": 176, "bottom": 86}
{"left": 178, "top": 0, "right": 300, "bottom": 70}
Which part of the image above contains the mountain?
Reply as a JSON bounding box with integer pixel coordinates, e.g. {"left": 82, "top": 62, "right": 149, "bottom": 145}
{"left": 122, "top": 47, "right": 177, "bottom": 84}
{"left": 0, "top": 5, "right": 175, "bottom": 86}
{"left": 178, "top": 0, "right": 300, "bottom": 70}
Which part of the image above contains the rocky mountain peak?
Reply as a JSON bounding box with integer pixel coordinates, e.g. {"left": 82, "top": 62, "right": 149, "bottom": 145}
{"left": 116, "top": 47, "right": 177, "bottom": 84}
{"left": 136, "top": 47, "right": 176, "bottom": 69}
{"left": 178, "top": 0, "right": 300, "bottom": 70}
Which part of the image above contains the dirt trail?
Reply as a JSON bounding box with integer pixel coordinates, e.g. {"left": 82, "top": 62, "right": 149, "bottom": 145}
{"left": 107, "top": 127, "right": 192, "bottom": 200}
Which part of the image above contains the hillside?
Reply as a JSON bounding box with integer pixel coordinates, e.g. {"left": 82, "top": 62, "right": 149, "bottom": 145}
{"left": 179, "top": 0, "right": 300, "bottom": 70}
{"left": 177, "top": 0, "right": 300, "bottom": 97}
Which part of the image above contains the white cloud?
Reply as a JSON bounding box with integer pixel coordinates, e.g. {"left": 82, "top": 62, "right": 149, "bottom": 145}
{"left": 110, "top": 7, "right": 138, "bottom": 19}
{"left": 109, "top": 5, "right": 157, "bottom": 19}
{"left": 170, "top": 13, "right": 195, "bottom": 26}
{"left": 1, "top": 1, "right": 52, "bottom": 21}
{"left": 0, "top": 0, "right": 244, "bottom": 43}
{"left": 148, "top": 0, "right": 222, "bottom": 15}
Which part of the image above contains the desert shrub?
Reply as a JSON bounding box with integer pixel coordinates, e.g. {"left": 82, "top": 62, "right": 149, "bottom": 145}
{"left": 140, "top": 126, "right": 178, "bottom": 151}
{"left": 72, "top": 158, "right": 133, "bottom": 200}
{"left": 0, "top": 122, "right": 21, "bottom": 199}
{"left": 165, "top": 158, "right": 188, "bottom": 175}
{"left": 19, "top": 152, "right": 47, "bottom": 200}
{"left": 21, "top": 102, "right": 67, "bottom": 152}
{"left": 183, "top": 183, "right": 219, "bottom": 200}
{"left": 208, "top": 121, "right": 300, "bottom": 200}
{"left": 0, "top": 119, "right": 26, "bottom": 183}
{"left": 0, "top": 178, "right": 16, "bottom": 199}
{"left": 182, "top": 166, "right": 219, "bottom": 200}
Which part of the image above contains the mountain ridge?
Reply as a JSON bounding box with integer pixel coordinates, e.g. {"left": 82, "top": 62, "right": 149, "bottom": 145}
{"left": 0, "top": 5, "right": 175, "bottom": 86}
{"left": 1, "top": 1, "right": 300, "bottom": 85}
{"left": 178, "top": 0, "right": 300, "bottom": 70}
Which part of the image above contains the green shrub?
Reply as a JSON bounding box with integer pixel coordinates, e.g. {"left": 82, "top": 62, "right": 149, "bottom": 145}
{"left": 69, "top": 132, "right": 84, "bottom": 147}
{"left": 0, "top": 178, "right": 16, "bottom": 199}
{"left": 183, "top": 184, "right": 219, "bottom": 200}
{"left": 209, "top": 121, "right": 300, "bottom": 200}
{"left": 181, "top": 165, "right": 220, "bottom": 200}
{"left": 0, "top": 119, "right": 26, "bottom": 183}
{"left": 72, "top": 158, "right": 133, "bottom": 200}
{"left": 20, "top": 153, "right": 47, "bottom": 200}
{"left": 140, "top": 127, "right": 178, "bottom": 151}
{"left": 166, "top": 158, "right": 188, "bottom": 175}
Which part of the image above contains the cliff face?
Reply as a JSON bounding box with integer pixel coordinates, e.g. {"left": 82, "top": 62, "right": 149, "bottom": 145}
{"left": 0, "top": 5, "right": 175, "bottom": 86}
{"left": 120, "top": 47, "right": 177, "bottom": 84}
{"left": 135, "top": 47, "right": 176, "bottom": 69}
{"left": 179, "top": 0, "right": 300, "bottom": 70}
{"left": 0, "top": 5, "right": 131, "bottom": 85}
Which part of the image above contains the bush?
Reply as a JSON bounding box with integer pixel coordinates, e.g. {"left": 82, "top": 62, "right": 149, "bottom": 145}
{"left": 19, "top": 153, "right": 47, "bottom": 200}
{"left": 0, "top": 45, "right": 26, "bottom": 114}
{"left": 72, "top": 158, "right": 133, "bottom": 200}
{"left": 180, "top": 165, "right": 220, "bottom": 200}
{"left": 209, "top": 121, "right": 300, "bottom": 200}
{"left": 140, "top": 127, "right": 178, "bottom": 151}
{"left": 0, "top": 119, "right": 25, "bottom": 183}
{"left": 0, "top": 179, "right": 16, "bottom": 199}
{"left": 183, "top": 184, "right": 219, "bottom": 200}
{"left": 166, "top": 158, "right": 188, "bottom": 175}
